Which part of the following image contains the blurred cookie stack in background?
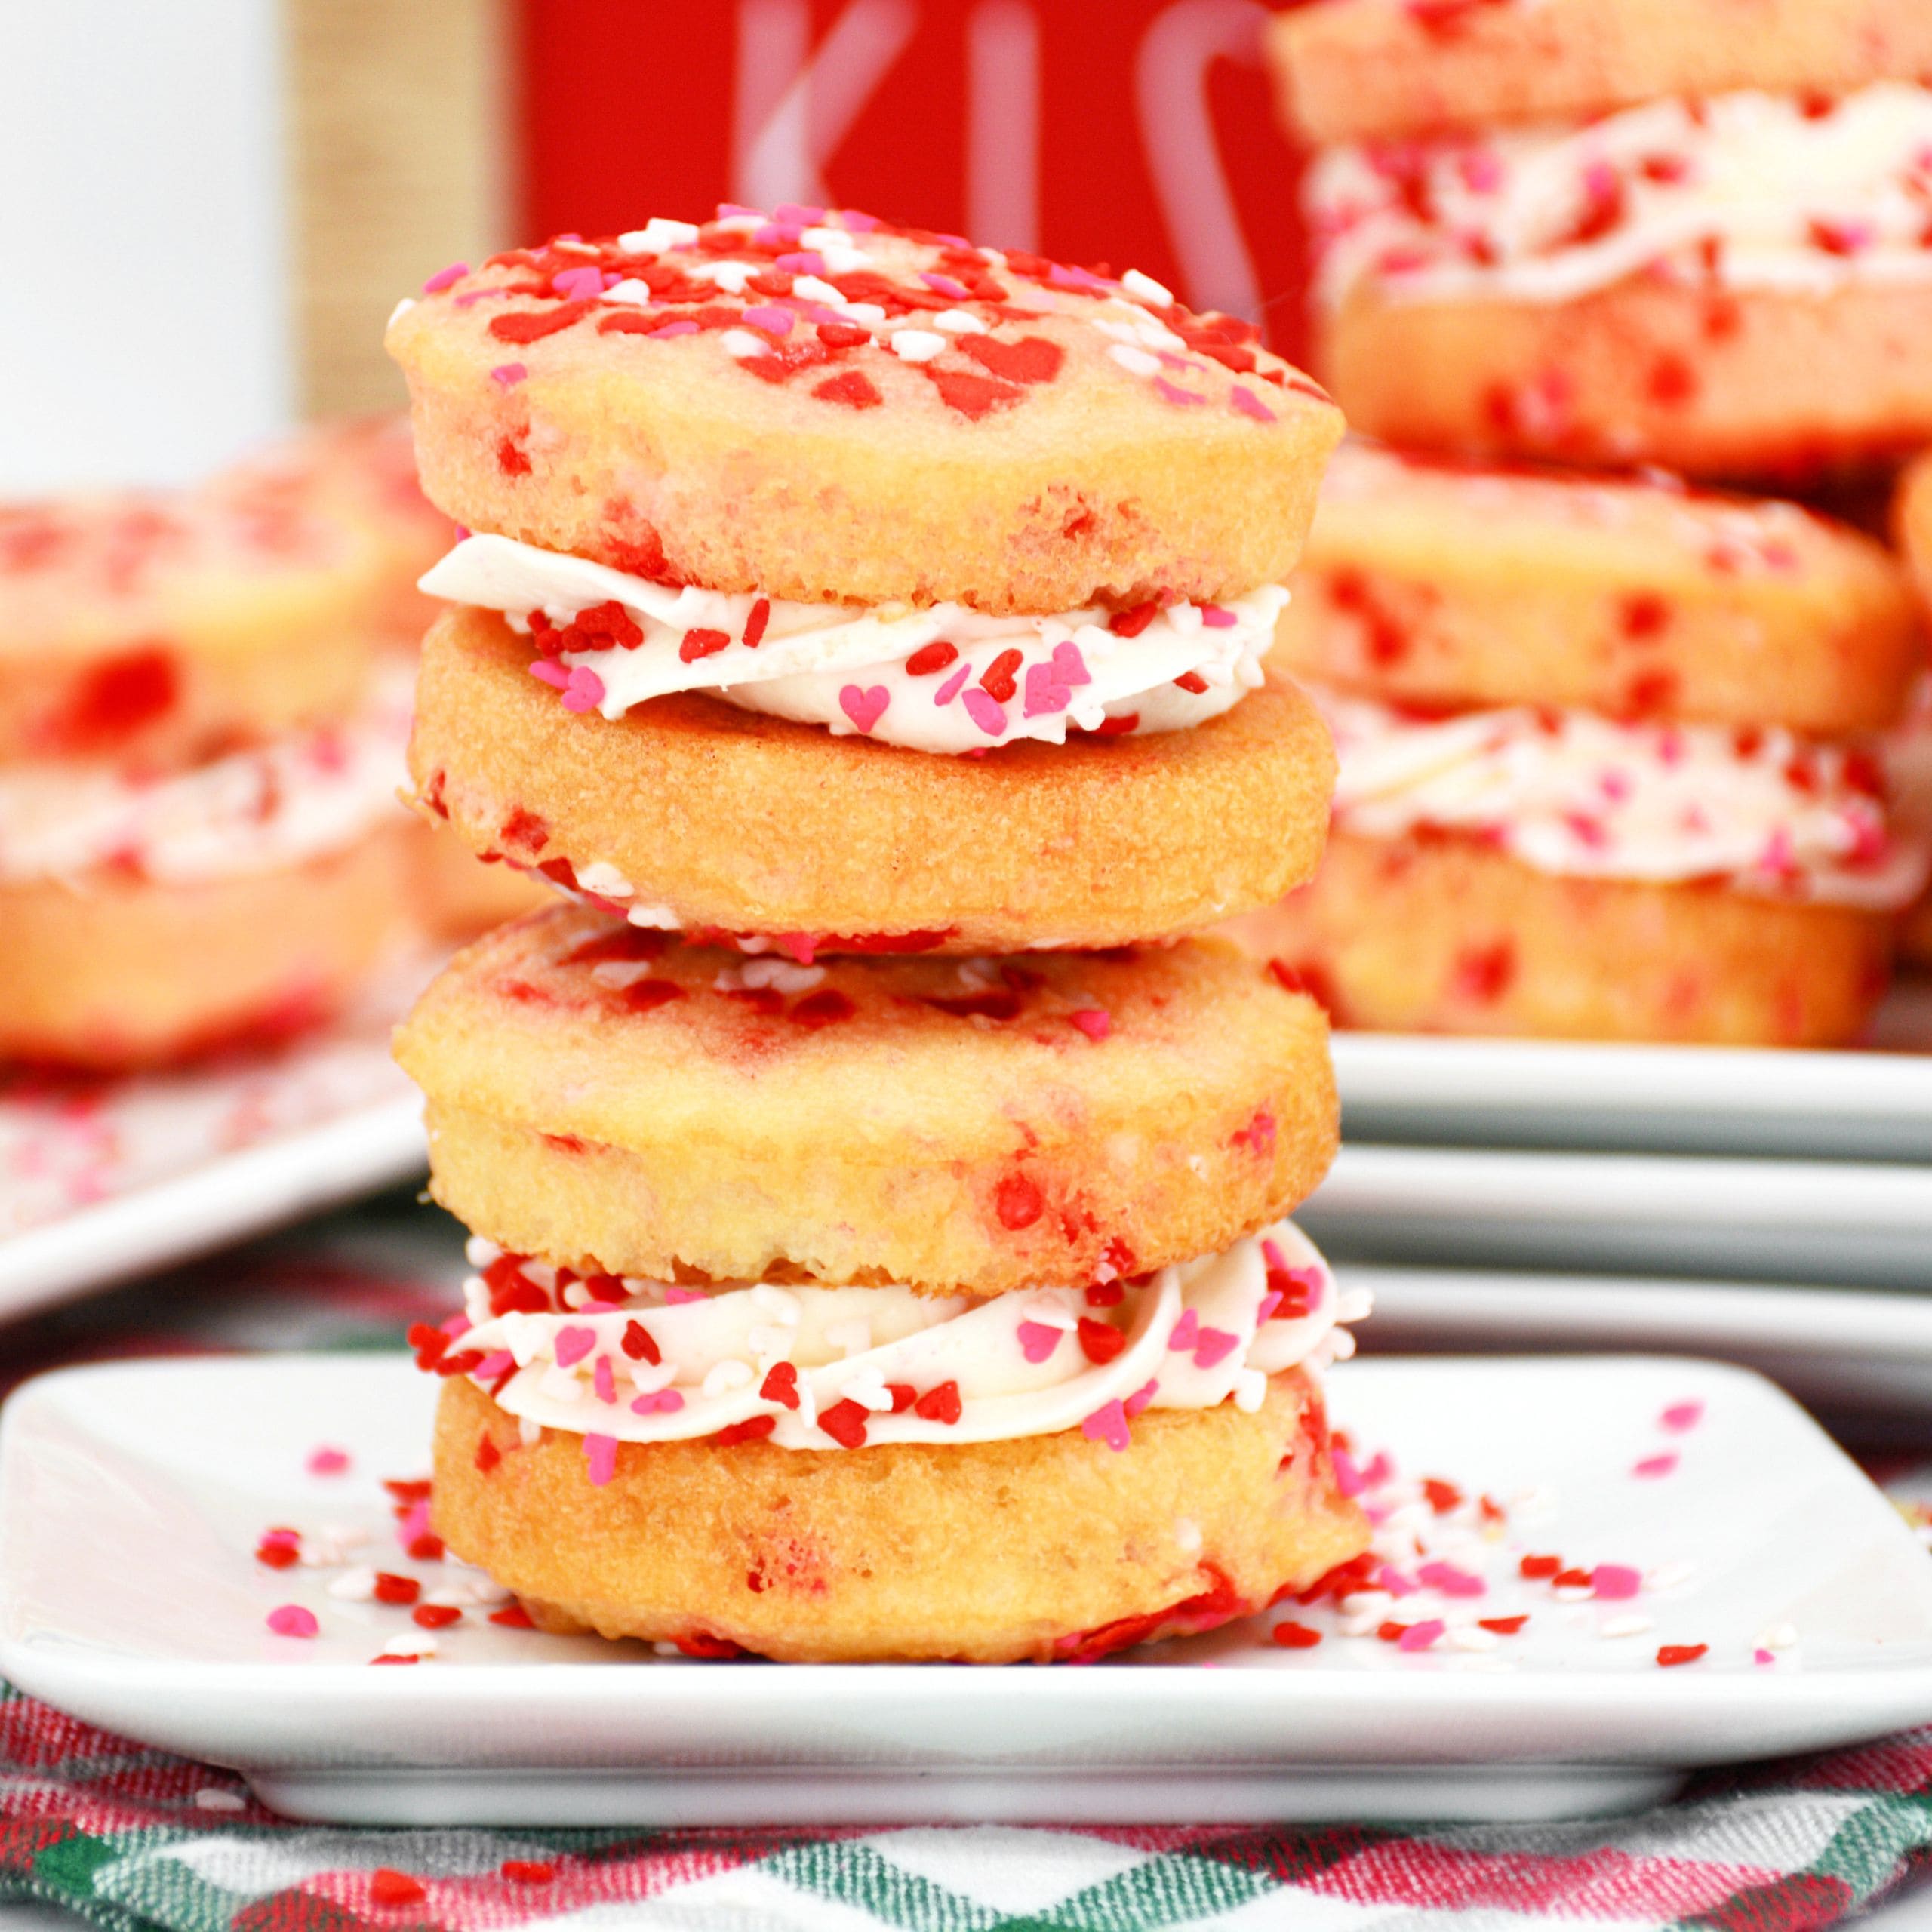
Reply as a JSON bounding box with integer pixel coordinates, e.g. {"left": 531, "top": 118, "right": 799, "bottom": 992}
{"left": 1263, "top": 0, "right": 1932, "bottom": 1046}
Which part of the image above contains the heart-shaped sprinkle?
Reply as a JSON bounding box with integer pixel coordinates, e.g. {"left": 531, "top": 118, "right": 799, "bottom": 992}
{"left": 552, "top": 1326, "right": 596, "bottom": 1367}
{"left": 961, "top": 688, "right": 1007, "bottom": 738}
{"left": 1016, "top": 1320, "right": 1063, "bottom": 1364}
{"left": 1081, "top": 1400, "right": 1131, "bottom": 1452}
{"left": 839, "top": 684, "right": 890, "bottom": 734}
{"left": 584, "top": 1434, "right": 617, "bottom": 1486}
{"left": 1168, "top": 1309, "right": 1200, "bottom": 1352}
{"left": 1051, "top": 639, "right": 1091, "bottom": 685}
{"left": 1192, "top": 1327, "right": 1240, "bottom": 1369}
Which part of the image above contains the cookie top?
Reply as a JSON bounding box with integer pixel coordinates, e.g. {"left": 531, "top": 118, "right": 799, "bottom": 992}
{"left": 394, "top": 904, "right": 1337, "bottom": 1294}
{"left": 386, "top": 205, "right": 1343, "bottom": 613}
{"left": 0, "top": 449, "right": 394, "bottom": 766}
{"left": 1271, "top": 0, "right": 1932, "bottom": 143}
{"left": 1275, "top": 441, "right": 1919, "bottom": 732}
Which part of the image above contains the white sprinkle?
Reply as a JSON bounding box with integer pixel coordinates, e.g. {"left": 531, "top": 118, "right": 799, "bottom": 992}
{"left": 320, "top": 1523, "right": 369, "bottom": 1549}
{"left": 931, "top": 308, "right": 988, "bottom": 334}
{"left": 842, "top": 300, "right": 887, "bottom": 326}
{"left": 1554, "top": 1584, "right": 1595, "bottom": 1603}
{"left": 386, "top": 297, "right": 415, "bottom": 328}
{"left": 465, "top": 1235, "right": 501, "bottom": 1268}
{"left": 741, "top": 957, "right": 826, "bottom": 994}
{"left": 522, "top": 1260, "right": 558, "bottom": 1293}
{"left": 791, "top": 274, "right": 846, "bottom": 305}
{"left": 592, "top": 959, "right": 658, "bottom": 989}
{"left": 1122, "top": 267, "right": 1174, "bottom": 306}
{"left": 702, "top": 1360, "right": 755, "bottom": 1398}
{"left": 1174, "top": 1518, "right": 1202, "bottom": 1554}
{"left": 721, "top": 329, "right": 768, "bottom": 359}
{"left": 653, "top": 1640, "right": 682, "bottom": 1656}
{"left": 1599, "top": 1614, "right": 1654, "bottom": 1638}
{"left": 1232, "top": 1369, "right": 1267, "bottom": 1413}
{"left": 838, "top": 1368, "right": 895, "bottom": 1412}
{"left": 1648, "top": 1561, "right": 1697, "bottom": 1592}
{"left": 629, "top": 1358, "right": 677, "bottom": 1395}
{"left": 1447, "top": 1626, "right": 1499, "bottom": 1652}
{"left": 328, "top": 1567, "right": 379, "bottom": 1602}
{"left": 694, "top": 260, "right": 756, "bottom": 292}
{"left": 601, "top": 278, "right": 654, "bottom": 306}
{"left": 194, "top": 1789, "right": 246, "bottom": 1812}
{"left": 1757, "top": 1622, "right": 1800, "bottom": 1651}
{"left": 518, "top": 1416, "right": 542, "bottom": 1447}
{"left": 1108, "top": 343, "right": 1162, "bottom": 378}
{"left": 621, "top": 217, "right": 699, "bottom": 252}
{"left": 552, "top": 238, "right": 600, "bottom": 256}
{"left": 561, "top": 1282, "right": 592, "bottom": 1309}
{"left": 890, "top": 330, "right": 947, "bottom": 362}
{"left": 826, "top": 1319, "right": 873, "bottom": 1358}
{"left": 800, "top": 229, "right": 872, "bottom": 272}
{"left": 1187, "top": 1154, "right": 1210, "bottom": 1180}
{"left": 379, "top": 1635, "right": 436, "bottom": 1660}
{"left": 1338, "top": 1610, "right": 1384, "bottom": 1638}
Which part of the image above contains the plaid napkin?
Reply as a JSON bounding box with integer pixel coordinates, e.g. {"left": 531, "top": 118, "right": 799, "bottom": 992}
{"left": 5, "top": 1195, "right": 1932, "bottom": 1932}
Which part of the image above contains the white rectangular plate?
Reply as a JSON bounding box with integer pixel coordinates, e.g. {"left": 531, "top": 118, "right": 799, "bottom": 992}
{"left": 5, "top": 1353, "right": 1930, "bottom": 1828}
{"left": 1332, "top": 979, "right": 1932, "bottom": 1159}
{"left": 0, "top": 963, "right": 432, "bottom": 1324}
{"left": 1305, "top": 1143, "right": 1932, "bottom": 1287}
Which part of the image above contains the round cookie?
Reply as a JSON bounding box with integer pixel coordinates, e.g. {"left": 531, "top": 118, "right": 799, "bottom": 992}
{"left": 0, "top": 468, "right": 394, "bottom": 770}
{"left": 0, "top": 825, "right": 414, "bottom": 1069}
{"left": 1279, "top": 443, "right": 1918, "bottom": 732}
{"left": 392, "top": 903, "right": 1337, "bottom": 1294}
{"left": 1224, "top": 832, "right": 1891, "bottom": 1046}
{"left": 432, "top": 1367, "right": 1361, "bottom": 1663}
{"left": 1320, "top": 280, "right": 1932, "bottom": 485}
{"left": 387, "top": 208, "right": 1343, "bottom": 613}
{"left": 1270, "top": 0, "right": 1932, "bottom": 143}
{"left": 408, "top": 604, "right": 1338, "bottom": 952}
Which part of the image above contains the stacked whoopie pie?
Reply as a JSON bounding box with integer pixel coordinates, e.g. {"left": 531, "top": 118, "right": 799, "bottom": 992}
{"left": 1275, "top": 0, "right": 1932, "bottom": 481}
{"left": 0, "top": 441, "right": 426, "bottom": 1069}
{"left": 1232, "top": 442, "right": 1926, "bottom": 1044}
{"left": 386, "top": 203, "right": 1371, "bottom": 1663}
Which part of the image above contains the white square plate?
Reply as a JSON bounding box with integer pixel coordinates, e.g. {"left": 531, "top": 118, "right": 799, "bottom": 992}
{"left": 4, "top": 1353, "right": 1930, "bottom": 1829}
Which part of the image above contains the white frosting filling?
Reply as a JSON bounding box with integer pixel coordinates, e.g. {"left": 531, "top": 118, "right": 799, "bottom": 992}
{"left": 1318, "top": 685, "right": 1927, "bottom": 910}
{"left": 420, "top": 534, "right": 1285, "bottom": 755}
{"left": 1307, "top": 80, "right": 1932, "bottom": 309}
{"left": 0, "top": 665, "right": 412, "bottom": 887}
{"left": 441, "top": 1220, "right": 1363, "bottom": 1453}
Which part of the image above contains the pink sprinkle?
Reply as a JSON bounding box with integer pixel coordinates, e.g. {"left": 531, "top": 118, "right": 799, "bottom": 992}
{"left": 1198, "top": 605, "right": 1236, "bottom": 628}
{"left": 630, "top": 1390, "right": 685, "bottom": 1415}
{"left": 1168, "top": 1309, "right": 1201, "bottom": 1352}
{"left": 741, "top": 303, "right": 795, "bottom": 336}
{"left": 1398, "top": 1619, "right": 1445, "bottom": 1653}
{"left": 1633, "top": 1453, "right": 1678, "bottom": 1479}
{"left": 1360, "top": 1450, "right": 1395, "bottom": 1487}
{"left": 664, "top": 1286, "right": 706, "bottom": 1306}
{"left": 531, "top": 660, "right": 570, "bottom": 691}
{"left": 1153, "top": 377, "right": 1207, "bottom": 408}
{"left": 1068, "top": 1008, "right": 1111, "bottom": 1042}
{"left": 934, "top": 662, "right": 973, "bottom": 707}
{"left": 422, "top": 262, "right": 467, "bottom": 293}
{"left": 1230, "top": 387, "right": 1275, "bottom": 423}
{"left": 1377, "top": 1565, "right": 1418, "bottom": 1598}
{"left": 593, "top": 1356, "right": 617, "bottom": 1404}
{"left": 1257, "top": 1291, "right": 1283, "bottom": 1323}
{"left": 1023, "top": 661, "right": 1072, "bottom": 717}
{"left": 921, "top": 272, "right": 973, "bottom": 299}
{"left": 585, "top": 1434, "right": 617, "bottom": 1486}
{"left": 552, "top": 265, "right": 605, "bottom": 299}
{"left": 561, "top": 666, "right": 606, "bottom": 714}
{"left": 491, "top": 362, "right": 528, "bottom": 387}
{"left": 1260, "top": 1238, "right": 1287, "bottom": 1272}
{"left": 753, "top": 223, "right": 804, "bottom": 248}
{"left": 1661, "top": 1401, "right": 1704, "bottom": 1432}
{"left": 441, "top": 1314, "right": 472, "bottom": 1339}
{"left": 1124, "top": 1378, "right": 1159, "bottom": 1417}
{"left": 1333, "top": 1447, "right": 1364, "bottom": 1498}
{"left": 1192, "top": 1327, "right": 1240, "bottom": 1370}
{"left": 306, "top": 1446, "right": 351, "bottom": 1477}
{"left": 472, "top": 1352, "right": 515, "bottom": 1380}
{"left": 774, "top": 202, "right": 826, "bottom": 225}
{"left": 554, "top": 1325, "right": 597, "bottom": 1368}
{"left": 1081, "top": 1400, "right": 1131, "bottom": 1452}
{"left": 1592, "top": 1564, "right": 1643, "bottom": 1600}
{"left": 839, "top": 208, "right": 881, "bottom": 232}
{"left": 648, "top": 320, "right": 700, "bottom": 339}
{"left": 266, "top": 1604, "right": 318, "bottom": 1638}
{"left": 578, "top": 1301, "right": 622, "bottom": 1317}
{"left": 1051, "top": 639, "right": 1091, "bottom": 685}
{"left": 838, "top": 684, "right": 890, "bottom": 734}
{"left": 259, "top": 1528, "right": 299, "bottom": 1552}
{"left": 1048, "top": 262, "right": 1107, "bottom": 291}
{"left": 454, "top": 286, "right": 509, "bottom": 308}
{"left": 398, "top": 1500, "right": 432, "bottom": 1549}
{"left": 1017, "top": 1321, "right": 1063, "bottom": 1364}
{"left": 961, "top": 688, "right": 1008, "bottom": 739}
{"left": 1157, "top": 351, "right": 1209, "bottom": 374}
{"left": 1755, "top": 1647, "right": 1775, "bottom": 1666}
{"left": 718, "top": 202, "right": 764, "bottom": 220}
{"left": 1417, "top": 1561, "right": 1486, "bottom": 1598}
{"left": 776, "top": 251, "right": 826, "bottom": 275}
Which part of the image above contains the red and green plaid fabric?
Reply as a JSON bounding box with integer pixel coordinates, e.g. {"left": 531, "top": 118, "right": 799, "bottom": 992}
{"left": 5, "top": 1195, "right": 1932, "bottom": 1930}
{"left": 3, "top": 1687, "right": 1932, "bottom": 1932}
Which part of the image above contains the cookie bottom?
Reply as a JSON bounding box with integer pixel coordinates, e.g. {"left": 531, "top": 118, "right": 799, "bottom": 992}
{"left": 432, "top": 1369, "right": 1365, "bottom": 1663}
{"left": 1224, "top": 831, "right": 1890, "bottom": 1046}
{"left": 0, "top": 826, "right": 415, "bottom": 1070}
{"left": 1324, "top": 278, "right": 1932, "bottom": 482}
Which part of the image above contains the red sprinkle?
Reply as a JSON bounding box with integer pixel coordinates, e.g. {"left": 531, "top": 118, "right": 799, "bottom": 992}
{"left": 914, "top": 1380, "right": 963, "bottom": 1424}
{"left": 680, "top": 627, "right": 731, "bottom": 661}
{"left": 1109, "top": 601, "right": 1160, "bottom": 638}
{"left": 1077, "top": 1317, "right": 1128, "bottom": 1365}
{"left": 1272, "top": 1621, "right": 1323, "bottom": 1649}
{"left": 501, "top": 1860, "right": 557, "bottom": 1885}
{"left": 995, "top": 1172, "right": 1044, "bottom": 1229}
{"left": 620, "top": 1320, "right": 661, "bottom": 1364}
{"left": 1657, "top": 1644, "right": 1709, "bottom": 1668}
{"left": 813, "top": 370, "right": 882, "bottom": 409}
{"left": 759, "top": 1361, "right": 801, "bottom": 1409}
{"left": 980, "top": 648, "right": 1023, "bottom": 703}
{"left": 474, "top": 1434, "right": 502, "bottom": 1474}
{"left": 905, "top": 640, "right": 960, "bottom": 677}
{"left": 371, "top": 1870, "right": 427, "bottom": 1906}
{"left": 413, "top": 1604, "right": 461, "bottom": 1629}
{"left": 373, "top": 1573, "right": 420, "bottom": 1606}
{"left": 818, "top": 1399, "right": 869, "bottom": 1449}
{"left": 711, "top": 1416, "right": 779, "bottom": 1447}
{"left": 488, "top": 1604, "right": 536, "bottom": 1629}
{"left": 1519, "top": 1554, "right": 1563, "bottom": 1579}
{"left": 1478, "top": 1615, "right": 1529, "bottom": 1635}
{"left": 743, "top": 598, "right": 771, "bottom": 648}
